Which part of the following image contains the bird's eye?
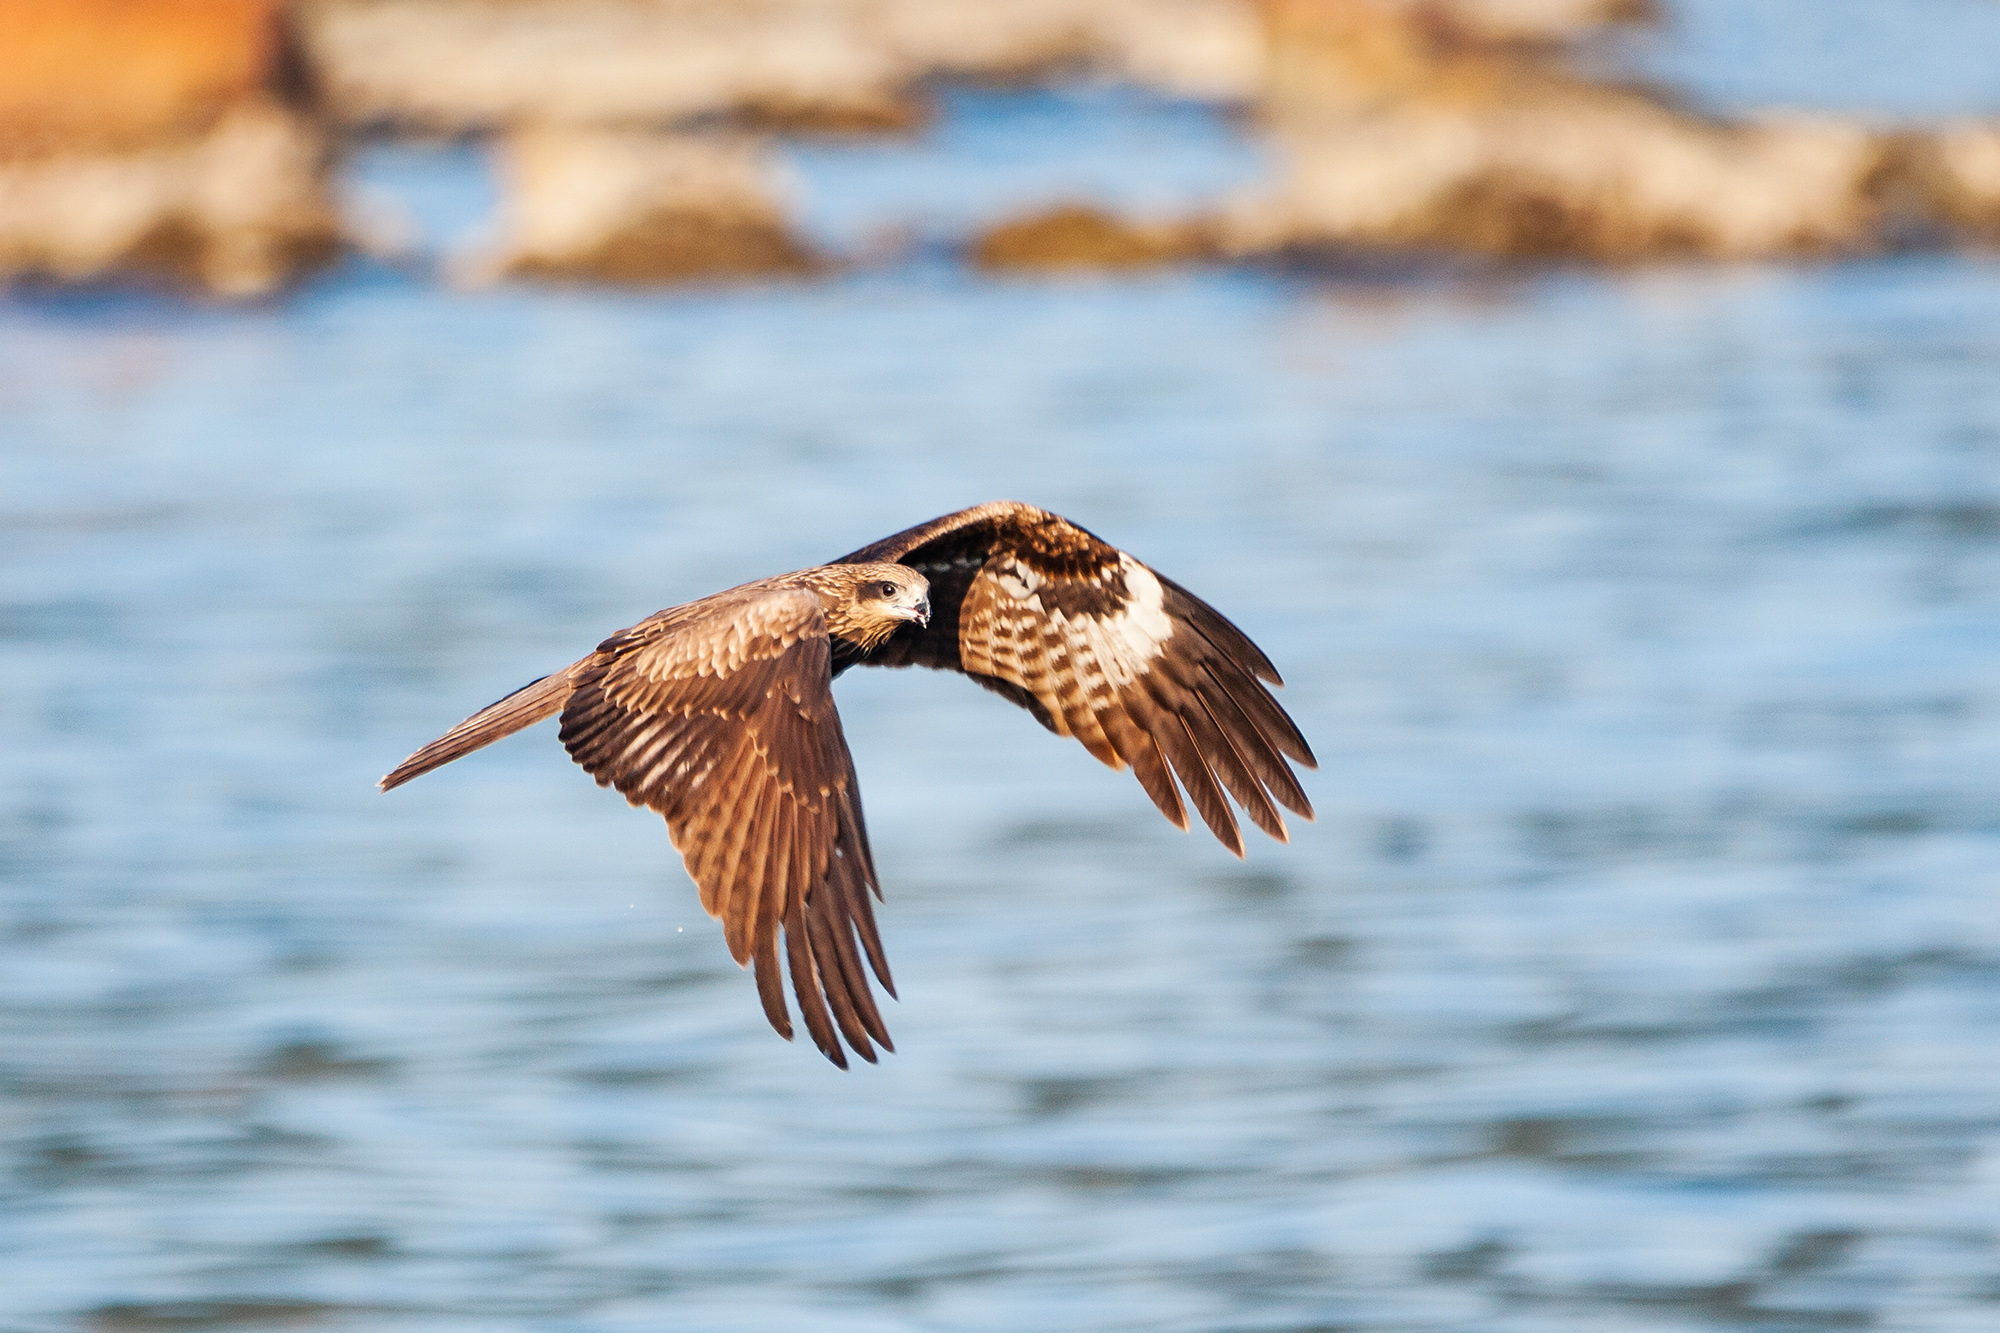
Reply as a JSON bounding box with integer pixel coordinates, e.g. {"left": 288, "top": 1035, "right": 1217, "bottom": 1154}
{"left": 878, "top": 581, "right": 898, "bottom": 598}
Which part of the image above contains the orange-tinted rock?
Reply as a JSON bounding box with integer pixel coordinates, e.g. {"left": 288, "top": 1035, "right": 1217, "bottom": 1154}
{"left": 471, "top": 129, "right": 820, "bottom": 285}
{"left": 0, "top": 0, "right": 293, "bottom": 157}
{"left": 0, "top": 0, "right": 342, "bottom": 295}
{"left": 972, "top": 205, "right": 1217, "bottom": 271}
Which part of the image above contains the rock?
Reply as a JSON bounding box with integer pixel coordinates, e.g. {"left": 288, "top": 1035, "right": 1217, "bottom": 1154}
{"left": 293, "top": 0, "right": 1656, "bottom": 133}
{"left": 971, "top": 204, "right": 1217, "bottom": 271}
{"left": 297, "top": 0, "right": 916, "bottom": 134}
{"left": 1894, "top": 122, "right": 2000, "bottom": 240}
{"left": 294, "top": 0, "right": 1272, "bottom": 134}
{"left": 469, "top": 128, "right": 821, "bottom": 284}
{"left": 1426, "top": 0, "right": 1656, "bottom": 45}
{"left": 960, "top": 0, "right": 1895, "bottom": 272}
{"left": 0, "top": 0, "right": 302, "bottom": 155}
{"left": 0, "top": 0, "right": 342, "bottom": 296}
{"left": 875, "top": 0, "right": 1266, "bottom": 101}
{"left": 1233, "top": 105, "right": 1889, "bottom": 262}
{"left": 1231, "top": 0, "right": 1890, "bottom": 261}
{"left": 0, "top": 99, "right": 343, "bottom": 296}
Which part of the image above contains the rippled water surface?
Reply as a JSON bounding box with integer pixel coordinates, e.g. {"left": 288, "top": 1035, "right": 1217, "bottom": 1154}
{"left": 5, "top": 7, "right": 2000, "bottom": 1331}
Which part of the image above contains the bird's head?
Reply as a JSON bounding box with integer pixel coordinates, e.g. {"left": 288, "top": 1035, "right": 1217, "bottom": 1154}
{"left": 827, "top": 563, "right": 930, "bottom": 649}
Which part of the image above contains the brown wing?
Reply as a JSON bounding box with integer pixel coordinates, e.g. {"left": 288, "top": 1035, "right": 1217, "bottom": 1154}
{"left": 380, "top": 672, "right": 576, "bottom": 791}
{"left": 834, "top": 501, "right": 1316, "bottom": 856}
{"left": 558, "top": 587, "right": 894, "bottom": 1068}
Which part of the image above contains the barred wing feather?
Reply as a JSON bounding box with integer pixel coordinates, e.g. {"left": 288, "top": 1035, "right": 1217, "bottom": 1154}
{"left": 558, "top": 587, "right": 893, "bottom": 1068}
{"left": 834, "top": 501, "right": 1315, "bottom": 856}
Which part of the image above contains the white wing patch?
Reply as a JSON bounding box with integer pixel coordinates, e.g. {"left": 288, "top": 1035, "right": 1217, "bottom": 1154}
{"left": 959, "top": 554, "right": 1175, "bottom": 745}
{"left": 989, "top": 561, "right": 1045, "bottom": 602}
{"left": 1088, "top": 558, "right": 1173, "bottom": 685}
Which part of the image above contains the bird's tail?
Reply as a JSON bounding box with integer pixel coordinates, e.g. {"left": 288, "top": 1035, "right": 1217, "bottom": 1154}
{"left": 379, "top": 670, "right": 575, "bottom": 791}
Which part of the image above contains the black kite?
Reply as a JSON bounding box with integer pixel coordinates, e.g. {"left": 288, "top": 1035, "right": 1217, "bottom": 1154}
{"left": 382, "top": 502, "right": 1315, "bottom": 1066}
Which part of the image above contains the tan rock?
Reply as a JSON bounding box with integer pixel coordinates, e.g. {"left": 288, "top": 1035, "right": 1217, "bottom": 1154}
{"left": 1234, "top": 0, "right": 1890, "bottom": 261}
{"left": 1423, "top": 0, "right": 1655, "bottom": 44}
{"left": 294, "top": 0, "right": 1283, "bottom": 132}
{"left": 971, "top": 204, "right": 1217, "bottom": 271}
{"left": 471, "top": 128, "right": 820, "bottom": 283}
{"left": 297, "top": 0, "right": 914, "bottom": 133}
{"left": 1232, "top": 104, "right": 1888, "bottom": 260}
{"left": 873, "top": 0, "right": 1265, "bottom": 101}
{"left": 292, "top": 0, "right": 1652, "bottom": 133}
{"left": 1896, "top": 122, "right": 2000, "bottom": 239}
{"left": 0, "top": 100, "right": 342, "bottom": 296}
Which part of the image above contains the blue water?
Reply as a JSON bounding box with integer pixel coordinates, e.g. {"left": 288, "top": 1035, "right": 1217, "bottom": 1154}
{"left": 5, "top": 6, "right": 2000, "bottom": 1331}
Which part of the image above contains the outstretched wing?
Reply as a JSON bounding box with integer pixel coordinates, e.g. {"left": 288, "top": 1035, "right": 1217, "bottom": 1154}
{"left": 380, "top": 672, "right": 577, "bottom": 792}
{"left": 558, "top": 586, "right": 894, "bottom": 1068}
{"left": 833, "top": 501, "right": 1316, "bottom": 856}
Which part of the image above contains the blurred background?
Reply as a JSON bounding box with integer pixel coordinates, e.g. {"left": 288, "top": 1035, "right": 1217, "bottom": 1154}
{"left": 4, "top": 1, "right": 2000, "bottom": 1330}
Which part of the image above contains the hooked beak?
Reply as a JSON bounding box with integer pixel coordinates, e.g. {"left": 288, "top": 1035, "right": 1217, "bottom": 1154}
{"left": 911, "top": 598, "right": 931, "bottom": 629}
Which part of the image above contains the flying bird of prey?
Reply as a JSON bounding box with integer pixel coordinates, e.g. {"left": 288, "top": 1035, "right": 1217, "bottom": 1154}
{"left": 382, "top": 502, "right": 1315, "bottom": 1066}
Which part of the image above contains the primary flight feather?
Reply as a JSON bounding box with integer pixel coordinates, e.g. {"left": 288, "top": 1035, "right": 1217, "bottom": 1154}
{"left": 381, "top": 501, "right": 1316, "bottom": 1067}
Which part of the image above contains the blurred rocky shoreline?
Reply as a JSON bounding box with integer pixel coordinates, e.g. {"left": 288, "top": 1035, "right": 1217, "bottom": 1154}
{"left": 3, "top": 0, "right": 1997, "bottom": 296}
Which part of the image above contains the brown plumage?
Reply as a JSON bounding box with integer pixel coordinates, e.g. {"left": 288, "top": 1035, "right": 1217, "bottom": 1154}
{"left": 381, "top": 502, "right": 1316, "bottom": 1067}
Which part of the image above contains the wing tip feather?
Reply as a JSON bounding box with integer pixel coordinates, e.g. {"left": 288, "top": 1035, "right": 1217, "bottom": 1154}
{"left": 375, "top": 757, "right": 430, "bottom": 792}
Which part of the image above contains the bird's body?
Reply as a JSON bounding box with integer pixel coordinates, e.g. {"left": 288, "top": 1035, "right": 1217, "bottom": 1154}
{"left": 383, "top": 502, "right": 1314, "bottom": 1066}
